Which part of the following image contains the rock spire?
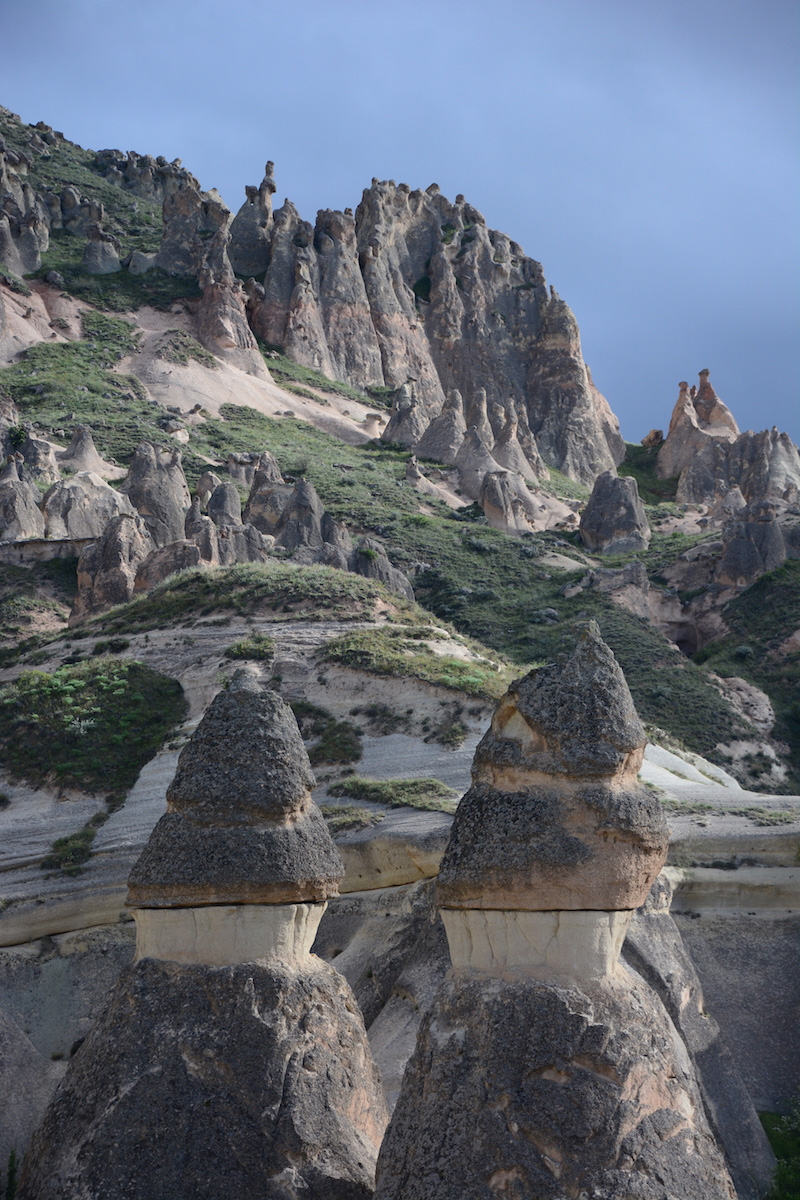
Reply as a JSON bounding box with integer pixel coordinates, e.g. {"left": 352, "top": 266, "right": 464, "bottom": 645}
{"left": 19, "top": 673, "right": 388, "bottom": 1200}
{"left": 374, "top": 623, "right": 737, "bottom": 1200}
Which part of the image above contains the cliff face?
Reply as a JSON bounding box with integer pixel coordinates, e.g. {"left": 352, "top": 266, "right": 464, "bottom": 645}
{"left": 242, "top": 173, "right": 625, "bottom": 483}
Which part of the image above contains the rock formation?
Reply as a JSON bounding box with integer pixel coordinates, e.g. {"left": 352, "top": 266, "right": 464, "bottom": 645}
{"left": 579, "top": 469, "right": 651, "bottom": 554}
{"left": 657, "top": 374, "right": 740, "bottom": 482}
{"left": 70, "top": 513, "right": 154, "bottom": 623}
{"left": 19, "top": 672, "right": 388, "bottom": 1200}
{"left": 80, "top": 223, "right": 122, "bottom": 274}
{"left": 479, "top": 469, "right": 574, "bottom": 534}
{"left": 715, "top": 500, "right": 788, "bottom": 588}
{"left": 207, "top": 480, "right": 242, "bottom": 527}
{"left": 118, "top": 442, "right": 191, "bottom": 546}
{"left": 41, "top": 471, "right": 135, "bottom": 539}
{"left": 677, "top": 425, "right": 800, "bottom": 506}
{"left": 375, "top": 623, "right": 736, "bottom": 1199}
{"left": 352, "top": 537, "right": 415, "bottom": 602}
{"left": 55, "top": 426, "right": 116, "bottom": 477}
{"left": 239, "top": 174, "right": 623, "bottom": 484}
{"left": 228, "top": 162, "right": 276, "bottom": 277}
{"left": 453, "top": 426, "right": 500, "bottom": 501}
{"left": 0, "top": 458, "right": 45, "bottom": 541}
{"left": 0, "top": 136, "right": 49, "bottom": 274}
{"left": 414, "top": 389, "right": 466, "bottom": 464}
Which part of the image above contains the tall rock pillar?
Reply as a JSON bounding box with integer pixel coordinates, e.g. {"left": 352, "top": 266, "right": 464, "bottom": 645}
{"left": 19, "top": 671, "right": 388, "bottom": 1200}
{"left": 375, "top": 622, "right": 737, "bottom": 1199}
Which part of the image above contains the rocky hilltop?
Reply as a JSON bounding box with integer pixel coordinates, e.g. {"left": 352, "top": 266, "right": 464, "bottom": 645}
{"left": 0, "top": 103, "right": 798, "bottom": 1197}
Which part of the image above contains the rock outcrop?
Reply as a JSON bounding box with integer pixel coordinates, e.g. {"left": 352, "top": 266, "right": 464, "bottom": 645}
{"left": 19, "top": 673, "right": 388, "bottom": 1200}
{"left": 414, "top": 389, "right": 467, "bottom": 465}
{"left": 80, "top": 223, "right": 122, "bottom": 274}
{"left": 715, "top": 501, "right": 788, "bottom": 588}
{"left": 0, "top": 458, "right": 45, "bottom": 541}
{"left": 579, "top": 469, "right": 651, "bottom": 555}
{"left": 118, "top": 442, "right": 190, "bottom": 546}
{"left": 657, "top": 374, "right": 740, "bottom": 481}
{"left": 0, "top": 137, "right": 49, "bottom": 275}
{"left": 677, "top": 425, "right": 800, "bottom": 506}
{"left": 70, "top": 513, "right": 154, "bottom": 623}
{"left": 242, "top": 174, "right": 623, "bottom": 484}
{"left": 42, "top": 472, "right": 134, "bottom": 539}
{"left": 375, "top": 623, "right": 736, "bottom": 1199}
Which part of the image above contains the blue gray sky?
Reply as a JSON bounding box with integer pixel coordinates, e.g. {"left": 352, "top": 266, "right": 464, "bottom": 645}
{"left": 2, "top": 0, "right": 798, "bottom": 442}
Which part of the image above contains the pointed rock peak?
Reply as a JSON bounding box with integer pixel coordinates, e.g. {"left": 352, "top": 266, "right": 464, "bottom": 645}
{"left": 486, "top": 620, "right": 645, "bottom": 781}
{"left": 166, "top": 671, "right": 315, "bottom": 824}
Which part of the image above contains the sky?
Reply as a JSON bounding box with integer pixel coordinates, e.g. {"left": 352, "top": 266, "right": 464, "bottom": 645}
{"left": 1, "top": 0, "right": 798, "bottom": 443}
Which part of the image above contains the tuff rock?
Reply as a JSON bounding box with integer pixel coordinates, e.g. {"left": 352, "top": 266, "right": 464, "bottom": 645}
{"left": 118, "top": 442, "right": 191, "bottom": 546}
{"left": 0, "top": 458, "right": 45, "bottom": 541}
{"left": 579, "top": 469, "right": 651, "bottom": 554}
{"left": 42, "top": 471, "right": 135, "bottom": 539}
{"left": 19, "top": 675, "right": 388, "bottom": 1198}
{"left": 70, "top": 512, "right": 154, "bottom": 622}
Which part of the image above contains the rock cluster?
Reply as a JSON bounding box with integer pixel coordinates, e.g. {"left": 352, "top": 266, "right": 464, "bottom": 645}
{"left": 375, "top": 623, "right": 737, "bottom": 1199}
{"left": 18, "top": 672, "right": 388, "bottom": 1200}
{"left": 657, "top": 371, "right": 800, "bottom": 505}
{"left": 237, "top": 172, "right": 624, "bottom": 485}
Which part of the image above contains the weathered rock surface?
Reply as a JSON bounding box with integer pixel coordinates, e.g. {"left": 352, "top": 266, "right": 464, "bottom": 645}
{"left": 437, "top": 622, "right": 668, "bottom": 911}
{"left": 128, "top": 674, "right": 343, "bottom": 907}
{"left": 18, "top": 959, "right": 387, "bottom": 1200}
{"left": 0, "top": 458, "right": 45, "bottom": 541}
{"left": 228, "top": 162, "right": 276, "bottom": 278}
{"left": 70, "top": 512, "right": 154, "bottom": 622}
{"left": 716, "top": 501, "right": 787, "bottom": 587}
{"left": 118, "top": 442, "right": 190, "bottom": 546}
{"left": 42, "top": 471, "right": 134, "bottom": 539}
{"left": 80, "top": 223, "right": 121, "bottom": 274}
{"left": 133, "top": 539, "right": 202, "bottom": 592}
{"left": 207, "top": 480, "right": 242, "bottom": 527}
{"left": 479, "top": 469, "right": 573, "bottom": 534}
{"left": 351, "top": 537, "right": 414, "bottom": 602}
{"left": 677, "top": 425, "right": 800, "bottom": 505}
{"left": 245, "top": 175, "right": 623, "bottom": 484}
{"left": 19, "top": 434, "right": 60, "bottom": 484}
{"left": 374, "top": 968, "right": 736, "bottom": 1200}
{"left": 413, "top": 389, "right": 466, "bottom": 465}
{"left": 657, "top": 374, "right": 740, "bottom": 481}
{"left": 55, "top": 426, "right": 117, "bottom": 477}
{"left": 579, "top": 469, "right": 651, "bottom": 555}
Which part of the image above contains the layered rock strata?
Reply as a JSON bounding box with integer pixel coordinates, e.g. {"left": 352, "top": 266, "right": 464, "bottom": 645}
{"left": 375, "top": 623, "right": 737, "bottom": 1199}
{"left": 19, "top": 672, "right": 388, "bottom": 1200}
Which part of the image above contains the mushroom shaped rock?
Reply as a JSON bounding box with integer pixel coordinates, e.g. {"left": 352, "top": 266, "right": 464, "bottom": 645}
{"left": 436, "top": 621, "right": 668, "bottom": 915}
{"left": 380, "top": 383, "right": 429, "bottom": 448}
{"left": 128, "top": 674, "right": 344, "bottom": 910}
{"left": 19, "top": 674, "right": 388, "bottom": 1200}
{"left": 579, "top": 470, "right": 651, "bottom": 555}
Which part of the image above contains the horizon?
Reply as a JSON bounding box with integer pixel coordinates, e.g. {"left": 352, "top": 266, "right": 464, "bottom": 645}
{"left": 1, "top": 0, "right": 797, "bottom": 444}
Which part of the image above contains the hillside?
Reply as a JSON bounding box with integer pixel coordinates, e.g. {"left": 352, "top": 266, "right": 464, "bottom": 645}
{"left": 0, "top": 104, "right": 799, "bottom": 1192}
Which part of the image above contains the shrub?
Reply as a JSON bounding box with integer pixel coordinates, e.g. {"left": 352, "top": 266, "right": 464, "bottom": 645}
{"left": 328, "top": 775, "right": 458, "bottom": 813}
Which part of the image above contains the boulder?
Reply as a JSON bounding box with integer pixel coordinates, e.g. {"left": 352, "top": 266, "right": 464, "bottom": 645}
{"left": 118, "top": 442, "right": 190, "bottom": 546}
{"left": 579, "top": 470, "right": 651, "bottom": 554}
{"left": 42, "top": 471, "right": 135, "bottom": 539}
{"left": 80, "top": 223, "right": 121, "bottom": 274}
{"left": 194, "top": 470, "right": 223, "bottom": 505}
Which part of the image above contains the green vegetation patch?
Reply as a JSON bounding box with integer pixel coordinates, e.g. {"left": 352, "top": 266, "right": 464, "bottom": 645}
{"left": 694, "top": 561, "right": 800, "bottom": 792}
{"left": 328, "top": 775, "right": 458, "bottom": 813}
{"left": 321, "top": 626, "right": 512, "bottom": 700}
{"left": 93, "top": 562, "right": 410, "bottom": 635}
{"left": 0, "top": 657, "right": 186, "bottom": 795}
{"left": 762, "top": 1093, "right": 800, "bottom": 1199}
{"left": 318, "top": 804, "right": 384, "bottom": 833}
{"left": 0, "top": 311, "right": 167, "bottom": 467}
{"left": 156, "top": 329, "right": 217, "bottom": 369}
{"left": 660, "top": 798, "right": 797, "bottom": 826}
{"left": 618, "top": 442, "right": 680, "bottom": 505}
{"left": 224, "top": 633, "right": 276, "bottom": 661}
{"left": 290, "top": 700, "right": 362, "bottom": 766}
{"left": 260, "top": 346, "right": 378, "bottom": 406}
